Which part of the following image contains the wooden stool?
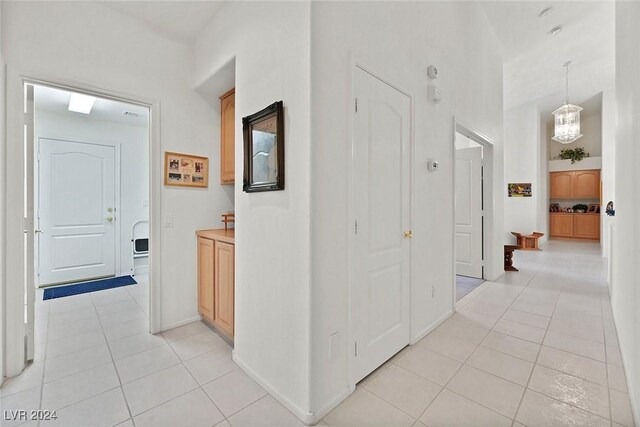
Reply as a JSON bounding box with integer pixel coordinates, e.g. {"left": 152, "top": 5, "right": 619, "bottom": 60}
{"left": 504, "top": 245, "right": 519, "bottom": 271}
{"left": 511, "top": 232, "right": 544, "bottom": 250}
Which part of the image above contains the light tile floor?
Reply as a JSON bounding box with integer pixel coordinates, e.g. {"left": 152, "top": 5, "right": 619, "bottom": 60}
{"left": 1, "top": 242, "right": 636, "bottom": 427}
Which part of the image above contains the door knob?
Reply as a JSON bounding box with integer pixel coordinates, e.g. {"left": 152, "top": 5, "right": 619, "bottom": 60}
{"left": 106, "top": 216, "right": 114, "bottom": 222}
{"left": 404, "top": 230, "right": 413, "bottom": 239}
{"left": 107, "top": 208, "right": 113, "bottom": 213}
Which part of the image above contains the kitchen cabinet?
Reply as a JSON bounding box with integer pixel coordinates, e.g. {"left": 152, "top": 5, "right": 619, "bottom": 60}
{"left": 550, "top": 213, "right": 574, "bottom": 238}
{"left": 573, "top": 214, "right": 600, "bottom": 240}
{"left": 549, "top": 170, "right": 600, "bottom": 199}
{"left": 550, "top": 213, "right": 600, "bottom": 241}
{"left": 196, "top": 229, "right": 235, "bottom": 340}
{"left": 220, "top": 88, "right": 235, "bottom": 185}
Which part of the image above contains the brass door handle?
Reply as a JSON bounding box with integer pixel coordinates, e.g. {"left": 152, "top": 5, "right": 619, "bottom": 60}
{"left": 404, "top": 230, "right": 413, "bottom": 239}
{"left": 106, "top": 216, "right": 114, "bottom": 222}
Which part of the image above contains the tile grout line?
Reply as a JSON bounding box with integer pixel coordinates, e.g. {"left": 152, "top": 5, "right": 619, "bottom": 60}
{"left": 511, "top": 258, "right": 565, "bottom": 426}
{"left": 90, "top": 290, "right": 137, "bottom": 426}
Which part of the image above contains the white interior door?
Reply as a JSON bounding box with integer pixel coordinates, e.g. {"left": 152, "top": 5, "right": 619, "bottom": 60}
{"left": 455, "top": 146, "right": 483, "bottom": 278}
{"left": 352, "top": 67, "right": 411, "bottom": 383}
{"left": 38, "top": 139, "right": 116, "bottom": 286}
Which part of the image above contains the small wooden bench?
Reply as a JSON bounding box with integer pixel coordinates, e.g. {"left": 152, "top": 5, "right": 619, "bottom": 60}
{"left": 511, "top": 232, "right": 544, "bottom": 250}
{"left": 504, "top": 245, "right": 519, "bottom": 271}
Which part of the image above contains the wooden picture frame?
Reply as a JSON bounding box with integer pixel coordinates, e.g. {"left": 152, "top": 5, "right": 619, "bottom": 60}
{"left": 243, "top": 101, "right": 284, "bottom": 193}
{"left": 587, "top": 204, "right": 599, "bottom": 213}
{"left": 164, "top": 151, "right": 209, "bottom": 188}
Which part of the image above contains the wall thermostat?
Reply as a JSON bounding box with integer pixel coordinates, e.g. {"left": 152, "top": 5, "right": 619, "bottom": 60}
{"left": 428, "top": 84, "right": 442, "bottom": 104}
{"left": 427, "top": 65, "right": 438, "bottom": 79}
{"left": 427, "top": 160, "right": 440, "bottom": 171}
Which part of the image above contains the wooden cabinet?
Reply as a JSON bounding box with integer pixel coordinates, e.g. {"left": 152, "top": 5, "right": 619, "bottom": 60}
{"left": 574, "top": 214, "right": 600, "bottom": 240}
{"left": 220, "top": 88, "right": 235, "bottom": 184}
{"left": 550, "top": 172, "right": 573, "bottom": 199}
{"left": 550, "top": 214, "right": 574, "bottom": 238}
{"left": 197, "top": 237, "right": 215, "bottom": 323}
{"left": 196, "top": 229, "right": 235, "bottom": 340}
{"left": 550, "top": 170, "right": 600, "bottom": 199}
{"left": 214, "top": 241, "right": 235, "bottom": 338}
{"left": 573, "top": 170, "right": 600, "bottom": 198}
{"left": 550, "top": 213, "right": 600, "bottom": 240}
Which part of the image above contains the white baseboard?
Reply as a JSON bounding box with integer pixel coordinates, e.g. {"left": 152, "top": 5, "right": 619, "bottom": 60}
{"left": 308, "top": 385, "right": 354, "bottom": 425}
{"left": 411, "top": 309, "right": 453, "bottom": 345}
{"left": 232, "top": 351, "right": 315, "bottom": 424}
{"left": 160, "top": 315, "right": 202, "bottom": 333}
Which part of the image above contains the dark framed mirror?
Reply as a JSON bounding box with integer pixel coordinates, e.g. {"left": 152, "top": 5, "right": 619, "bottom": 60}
{"left": 242, "top": 101, "right": 284, "bottom": 192}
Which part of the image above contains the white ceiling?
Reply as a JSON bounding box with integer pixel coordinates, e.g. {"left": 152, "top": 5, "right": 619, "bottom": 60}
{"left": 103, "top": 0, "right": 227, "bottom": 43}
{"left": 34, "top": 85, "right": 149, "bottom": 127}
{"left": 480, "top": 1, "right": 615, "bottom": 113}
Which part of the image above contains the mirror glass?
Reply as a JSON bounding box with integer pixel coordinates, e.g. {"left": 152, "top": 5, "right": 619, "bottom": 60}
{"left": 251, "top": 116, "right": 278, "bottom": 184}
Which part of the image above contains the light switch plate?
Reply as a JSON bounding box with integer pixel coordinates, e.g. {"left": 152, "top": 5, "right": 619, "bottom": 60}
{"left": 164, "top": 214, "right": 174, "bottom": 228}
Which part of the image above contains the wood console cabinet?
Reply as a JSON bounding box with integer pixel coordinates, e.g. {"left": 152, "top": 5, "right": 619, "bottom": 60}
{"left": 196, "top": 229, "right": 235, "bottom": 340}
{"left": 220, "top": 88, "right": 235, "bottom": 185}
{"left": 550, "top": 170, "right": 600, "bottom": 199}
{"left": 550, "top": 213, "right": 600, "bottom": 241}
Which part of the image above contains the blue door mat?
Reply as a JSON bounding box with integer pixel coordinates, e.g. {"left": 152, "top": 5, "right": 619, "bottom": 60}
{"left": 43, "top": 275, "right": 137, "bottom": 300}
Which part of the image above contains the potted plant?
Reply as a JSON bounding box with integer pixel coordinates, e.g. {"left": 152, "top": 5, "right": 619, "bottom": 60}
{"left": 557, "top": 147, "right": 589, "bottom": 164}
{"left": 573, "top": 203, "right": 588, "bottom": 213}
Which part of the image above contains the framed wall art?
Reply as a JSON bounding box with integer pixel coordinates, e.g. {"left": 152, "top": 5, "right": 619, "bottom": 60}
{"left": 507, "top": 183, "right": 532, "bottom": 197}
{"left": 164, "top": 151, "right": 209, "bottom": 188}
{"left": 243, "top": 101, "right": 284, "bottom": 193}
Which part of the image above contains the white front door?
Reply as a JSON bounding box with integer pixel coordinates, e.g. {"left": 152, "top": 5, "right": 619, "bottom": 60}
{"left": 38, "top": 139, "right": 117, "bottom": 285}
{"left": 455, "top": 146, "right": 483, "bottom": 278}
{"left": 352, "top": 66, "right": 411, "bottom": 383}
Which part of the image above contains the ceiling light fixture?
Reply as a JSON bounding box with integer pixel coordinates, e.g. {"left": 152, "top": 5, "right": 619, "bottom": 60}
{"left": 538, "top": 7, "right": 553, "bottom": 17}
{"left": 68, "top": 93, "right": 96, "bottom": 114}
{"left": 549, "top": 25, "right": 563, "bottom": 36}
{"left": 552, "top": 61, "right": 583, "bottom": 144}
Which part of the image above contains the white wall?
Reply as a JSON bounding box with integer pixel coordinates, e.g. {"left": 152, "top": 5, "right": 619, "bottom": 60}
{"left": 0, "top": 0, "right": 5, "bottom": 382}
{"left": 1, "top": 1, "right": 233, "bottom": 337}
{"left": 33, "top": 109, "right": 149, "bottom": 278}
{"left": 612, "top": 1, "right": 640, "bottom": 422}
{"left": 548, "top": 112, "right": 602, "bottom": 160}
{"left": 537, "top": 117, "right": 549, "bottom": 240}
{"left": 601, "top": 88, "right": 616, "bottom": 258}
{"left": 194, "top": 1, "right": 312, "bottom": 418}
{"left": 503, "top": 103, "right": 540, "bottom": 242}
{"left": 310, "top": 1, "right": 504, "bottom": 418}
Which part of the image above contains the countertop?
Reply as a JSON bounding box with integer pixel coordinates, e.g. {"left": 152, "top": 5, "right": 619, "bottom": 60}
{"left": 196, "top": 228, "right": 235, "bottom": 244}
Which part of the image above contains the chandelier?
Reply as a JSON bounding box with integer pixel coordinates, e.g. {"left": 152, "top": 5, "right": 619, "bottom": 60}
{"left": 552, "top": 61, "right": 583, "bottom": 144}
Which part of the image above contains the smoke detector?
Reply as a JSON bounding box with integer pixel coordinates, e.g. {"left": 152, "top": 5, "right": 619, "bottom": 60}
{"left": 123, "top": 111, "right": 142, "bottom": 118}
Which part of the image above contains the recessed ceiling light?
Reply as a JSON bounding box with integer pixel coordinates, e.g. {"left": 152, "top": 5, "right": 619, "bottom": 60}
{"left": 68, "top": 93, "right": 96, "bottom": 114}
{"left": 539, "top": 7, "right": 553, "bottom": 18}
{"left": 549, "top": 25, "right": 563, "bottom": 36}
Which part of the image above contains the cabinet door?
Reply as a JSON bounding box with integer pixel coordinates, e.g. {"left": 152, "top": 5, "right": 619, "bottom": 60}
{"left": 574, "top": 214, "right": 600, "bottom": 240}
{"left": 573, "top": 170, "right": 600, "bottom": 199}
{"left": 220, "top": 89, "right": 235, "bottom": 184}
{"left": 197, "top": 237, "right": 215, "bottom": 323}
{"left": 550, "top": 172, "right": 573, "bottom": 199}
{"left": 214, "top": 241, "right": 234, "bottom": 338}
{"left": 550, "top": 214, "right": 574, "bottom": 237}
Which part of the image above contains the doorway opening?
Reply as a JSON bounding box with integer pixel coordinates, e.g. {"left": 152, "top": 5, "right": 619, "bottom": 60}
{"left": 27, "top": 83, "right": 150, "bottom": 364}
{"left": 454, "top": 125, "right": 494, "bottom": 302}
